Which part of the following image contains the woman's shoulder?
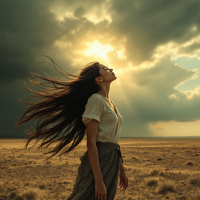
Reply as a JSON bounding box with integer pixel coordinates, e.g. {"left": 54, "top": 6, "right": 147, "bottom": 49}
{"left": 85, "top": 93, "right": 105, "bottom": 113}
{"left": 87, "top": 93, "right": 105, "bottom": 110}
{"left": 88, "top": 93, "right": 102, "bottom": 101}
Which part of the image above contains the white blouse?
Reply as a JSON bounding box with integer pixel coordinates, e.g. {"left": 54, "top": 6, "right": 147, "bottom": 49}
{"left": 82, "top": 93, "right": 123, "bottom": 144}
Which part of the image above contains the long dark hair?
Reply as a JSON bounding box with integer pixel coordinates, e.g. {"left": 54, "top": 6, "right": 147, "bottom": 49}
{"left": 13, "top": 55, "right": 101, "bottom": 160}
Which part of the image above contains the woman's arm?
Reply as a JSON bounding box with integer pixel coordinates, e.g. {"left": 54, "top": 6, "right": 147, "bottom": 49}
{"left": 119, "top": 157, "right": 125, "bottom": 172}
{"left": 119, "top": 156, "right": 128, "bottom": 191}
{"left": 87, "top": 143, "right": 103, "bottom": 181}
{"left": 86, "top": 119, "right": 103, "bottom": 182}
{"left": 86, "top": 119, "right": 107, "bottom": 199}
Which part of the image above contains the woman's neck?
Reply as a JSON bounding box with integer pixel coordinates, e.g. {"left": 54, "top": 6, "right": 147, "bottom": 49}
{"left": 97, "top": 92, "right": 108, "bottom": 98}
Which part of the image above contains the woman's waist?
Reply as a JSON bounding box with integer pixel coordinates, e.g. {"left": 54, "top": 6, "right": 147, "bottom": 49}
{"left": 95, "top": 141, "right": 120, "bottom": 153}
{"left": 96, "top": 141, "right": 119, "bottom": 147}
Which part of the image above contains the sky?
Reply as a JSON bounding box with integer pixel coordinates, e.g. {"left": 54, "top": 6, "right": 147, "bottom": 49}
{"left": 1, "top": 0, "right": 200, "bottom": 138}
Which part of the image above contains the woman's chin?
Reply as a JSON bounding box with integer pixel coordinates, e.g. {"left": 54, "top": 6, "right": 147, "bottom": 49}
{"left": 112, "top": 76, "right": 117, "bottom": 81}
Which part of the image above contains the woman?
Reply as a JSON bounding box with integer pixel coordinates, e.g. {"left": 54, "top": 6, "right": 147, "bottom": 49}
{"left": 13, "top": 55, "right": 128, "bottom": 200}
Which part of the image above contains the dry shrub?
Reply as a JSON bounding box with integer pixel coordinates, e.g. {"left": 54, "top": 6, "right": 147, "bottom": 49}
{"left": 14, "top": 187, "right": 49, "bottom": 200}
{"left": 9, "top": 191, "right": 17, "bottom": 199}
{"left": 189, "top": 177, "right": 200, "bottom": 186}
{"left": 149, "top": 169, "right": 159, "bottom": 175}
{"left": 158, "top": 171, "right": 165, "bottom": 176}
{"left": 186, "top": 161, "right": 194, "bottom": 165}
{"left": 38, "top": 183, "right": 46, "bottom": 190}
{"left": 14, "top": 189, "right": 37, "bottom": 200}
{"left": 176, "top": 195, "right": 186, "bottom": 200}
{"left": 131, "top": 156, "right": 138, "bottom": 160}
{"left": 33, "top": 179, "right": 50, "bottom": 190}
{"left": 145, "top": 177, "right": 159, "bottom": 186}
{"left": 155, "top": 181, "right": 176, "bottom": 193}
{"left": 188, "top": 173, "right": 200, "bottom": 186}
{"left": 157, "top": 157, "right": 163, "bottom": 161}
{"left": 148, "top": 169, "right": 164, "bottom": 176}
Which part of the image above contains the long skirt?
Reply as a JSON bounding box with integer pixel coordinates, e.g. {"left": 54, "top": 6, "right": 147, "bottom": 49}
{"left": 66, "top": 141, "right": 124, "bottom": 200}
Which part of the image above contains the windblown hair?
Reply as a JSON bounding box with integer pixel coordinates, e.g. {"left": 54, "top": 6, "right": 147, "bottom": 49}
{"left": 13, "top": 55, "right": 101, "bottom": 160}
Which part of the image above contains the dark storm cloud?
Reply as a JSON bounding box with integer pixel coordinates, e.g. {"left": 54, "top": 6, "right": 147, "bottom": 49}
{"left": 0, "top": 1, "right": 63, "bottom": 83}
{"left": 108, "top": 0, "right": 200, "bottom": 65}
{"left": 178, "top": 42, "right": 200, "bottom": 54}
{"left": 0, "top": 81, "right": 32, "bottom": 138}
{"left": 0, "top": 0, "right": 72, "bottom": 137}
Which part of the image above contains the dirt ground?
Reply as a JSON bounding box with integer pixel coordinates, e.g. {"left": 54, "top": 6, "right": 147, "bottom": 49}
{"left": 0, "top": 138, "right": 200, "bottom": 200}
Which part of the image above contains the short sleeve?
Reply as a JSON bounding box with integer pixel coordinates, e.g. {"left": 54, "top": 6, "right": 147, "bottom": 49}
{"left": 82, "top": 95, "right": 103, "bottom": 126}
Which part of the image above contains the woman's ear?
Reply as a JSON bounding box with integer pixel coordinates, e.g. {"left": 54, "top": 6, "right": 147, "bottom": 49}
{"left": 95, "top": 77, "right": 102, "bottom": 83}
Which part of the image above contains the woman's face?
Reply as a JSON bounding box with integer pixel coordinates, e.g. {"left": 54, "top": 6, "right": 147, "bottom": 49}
{"left": 98, "top": 64, "right": 117, "bottom": 82}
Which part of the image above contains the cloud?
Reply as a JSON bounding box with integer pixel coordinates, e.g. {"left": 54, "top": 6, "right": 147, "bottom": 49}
{"left": 0, "top": 0, "right": 64, "bottom": 83}
{"left": 178, "top": 35, "right": 200, "bottom": 55}
{"left": 1, "top": 0, "right": 200, "bottom": 138}
{"left": 108, "top": 0, "right": 200, "bottom": 64}
{"left": 114, "top": 55, "right": 200, "bottom": 136}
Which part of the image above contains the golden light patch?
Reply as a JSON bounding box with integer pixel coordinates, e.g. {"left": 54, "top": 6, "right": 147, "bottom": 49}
{"left": 149, "top": 120, "right": 200, "bottom": 137}
{"left": 49, "top": 8, "right": 112, "bottom": 24}
{"left": 117, "top": 49, "right": 126, "bottom": 60}
{"left": 84, "top": 14, "right": 112, "bottom": 24}
{"left": 180, "top": 85, "right": 200, "bottom": 99}
{"left": 192, "top": 26, "right": 197, "bottom": 32}
{"left": 168, "top": 94, "right": 180, "bottom": 100}
{"left": 50, "top": 9, "right": 75, "bottom": 22}
{"left": 84, "top": 41, "right": 114, "bottom": 60}
{"left": 83, "top": 40, "right": 115, "bottom": 69}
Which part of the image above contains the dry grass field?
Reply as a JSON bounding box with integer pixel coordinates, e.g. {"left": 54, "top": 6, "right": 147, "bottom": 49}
{"left": 0, "top": 138, "right": 200, "bottom": 200}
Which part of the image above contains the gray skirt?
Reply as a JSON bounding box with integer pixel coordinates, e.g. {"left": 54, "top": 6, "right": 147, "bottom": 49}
{"left": 67, "top": 141, "right": 124, "bottom": 200}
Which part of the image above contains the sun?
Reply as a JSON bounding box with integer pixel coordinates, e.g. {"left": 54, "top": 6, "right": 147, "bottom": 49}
{"left": 84, "top": 41, "right": 114, "bottom": 67}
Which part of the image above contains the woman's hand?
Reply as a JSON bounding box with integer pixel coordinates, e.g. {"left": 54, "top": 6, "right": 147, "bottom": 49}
{"left": 119, "top": 169, "right": 128, "bottom": 191}
{"left": 95, "top": 180, "right": 107, "bottom": 200}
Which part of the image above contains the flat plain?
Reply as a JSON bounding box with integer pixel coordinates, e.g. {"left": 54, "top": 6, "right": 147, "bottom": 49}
{"left": 0, "top": 138, "right": 200, "bottom": 200}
